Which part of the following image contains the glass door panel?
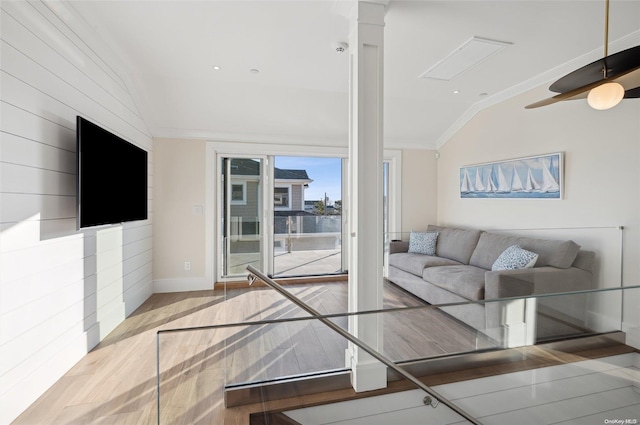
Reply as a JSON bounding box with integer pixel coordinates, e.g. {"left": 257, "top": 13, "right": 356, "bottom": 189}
{"left": 221, "top": 157, "right": 263, "bottom": 277}
{"left": 272, "top": 156, "right": 344, "bottom": 278}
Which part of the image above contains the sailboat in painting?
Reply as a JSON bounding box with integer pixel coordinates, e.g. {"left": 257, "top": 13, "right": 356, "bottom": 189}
{"left": 485, "top": 174, "right": 498, "bottom": 192}
{"left": 540, "top": 160, "right": 560, "bottom": 192}
{"left": 525, "top": 169, "right": 541, "bottom": 192}
{"left": 496, "top": 166, "right": 510, "bottom": 193}
{"left": 474, "top": 170, "right": 485, "bottom": 192}
{"left": 511, "top": 165, "right": 524, "bottom": 192}
{"left": 460, "top": 169, "right": 473, "bottom": 193}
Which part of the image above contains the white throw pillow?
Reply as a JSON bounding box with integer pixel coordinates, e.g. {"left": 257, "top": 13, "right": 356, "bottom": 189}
{"left": 408, "top": 231, "right": 438, "bottom": 255}
{"left": 492, "top": 245, "right": 538, "bottom": 271}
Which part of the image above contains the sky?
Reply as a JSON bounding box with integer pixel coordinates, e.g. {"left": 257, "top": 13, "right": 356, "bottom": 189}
{"left": 275, "top": 156, "right": 342, "bottom": 204}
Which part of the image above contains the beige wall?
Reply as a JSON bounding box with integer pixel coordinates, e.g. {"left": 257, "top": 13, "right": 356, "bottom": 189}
{"left": 437, "top": 84, "right": 640, "bottom": 334}
{"left": 153, "top": 138, "right": 207, "bottom": 282}
{"left": 401, "top": 149, "right": 438, "bottom": 235}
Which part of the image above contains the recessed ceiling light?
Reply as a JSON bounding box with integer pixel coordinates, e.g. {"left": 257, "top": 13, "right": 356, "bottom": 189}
{"left": 453, "top": 90, "right": 460, "bottom": 94}
{"left": 212, "top": 66, "right": 221, "bottom": 70}
{"left": 249, "top": 68, "right": 260, "bottom": 74}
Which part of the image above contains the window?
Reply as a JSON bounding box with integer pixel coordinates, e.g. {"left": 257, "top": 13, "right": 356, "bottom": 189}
{"left": 274, "top": 187, "right": 290, "bottom": 208}
{"left": 231, "top": 182, "right": 246, "bottom": 204}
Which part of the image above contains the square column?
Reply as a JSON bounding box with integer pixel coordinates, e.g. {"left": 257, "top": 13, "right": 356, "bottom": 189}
{"left": 346, "top": 1, "right": 387, "bottom": 392}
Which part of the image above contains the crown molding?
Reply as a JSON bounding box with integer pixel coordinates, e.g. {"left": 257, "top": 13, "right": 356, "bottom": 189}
{"left": 384, "top": 137, "right": 437, "bottom": 150}
{"left": 152, "top": 127, "right": 349, "bottom": 148}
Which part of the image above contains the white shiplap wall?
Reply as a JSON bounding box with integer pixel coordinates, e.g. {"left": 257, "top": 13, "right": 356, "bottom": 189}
{"left": 0, "top": 2, "right": 153, "bottom": 423}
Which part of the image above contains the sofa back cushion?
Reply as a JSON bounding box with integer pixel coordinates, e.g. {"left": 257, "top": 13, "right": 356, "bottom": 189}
{"left": 469, "top": 232, "right": 581, "bottom": 270}
{"left": 427, "top": 225, "right": 483, "bottom": 265}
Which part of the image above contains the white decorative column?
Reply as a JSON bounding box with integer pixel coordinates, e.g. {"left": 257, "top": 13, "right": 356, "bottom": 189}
{"left": 346, "top": 0, "right": 387, "bottom": 392}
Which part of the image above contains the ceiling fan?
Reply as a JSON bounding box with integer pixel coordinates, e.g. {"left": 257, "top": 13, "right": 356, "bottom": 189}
{"left": 526, "top": 0, "right": 640, "bottom": 110}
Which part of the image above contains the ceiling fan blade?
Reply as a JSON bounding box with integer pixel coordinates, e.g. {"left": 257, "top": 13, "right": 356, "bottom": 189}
{"left": 525, "top": 96, "right": 566, "bottom": 109}
{"left": 624, "top": 86, "right": 640, "bottom": 98}
{"left": 525, "top": 79, "right": 604, "bottom": 109}
{"left": 616, "top": 66, "right": 640, "bottom": 92}
{"left": 525, "top": 66, "right": 640, "bottom": 109}
{"left": 549, "top": 45, "right": 640, "bottom": 93}
{"left": 556, "top": 66, "right": 640, "bottom": 101}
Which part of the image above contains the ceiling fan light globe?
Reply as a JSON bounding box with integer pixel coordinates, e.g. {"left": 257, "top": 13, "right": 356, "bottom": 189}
{"left": 587, "top": 82, "right": 625, "bottom": 110}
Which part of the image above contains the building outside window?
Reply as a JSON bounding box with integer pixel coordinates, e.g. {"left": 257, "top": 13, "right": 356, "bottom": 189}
{"left": 231, "top": 182, "right": 246, "bottom": 204}
{"left": 274, "top": 187, "right": 290, "bottom": 209}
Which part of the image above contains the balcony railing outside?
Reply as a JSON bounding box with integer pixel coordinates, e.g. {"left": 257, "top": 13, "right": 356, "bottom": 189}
{"left": 274, "top": 215, "right": 342, "bottom": 277}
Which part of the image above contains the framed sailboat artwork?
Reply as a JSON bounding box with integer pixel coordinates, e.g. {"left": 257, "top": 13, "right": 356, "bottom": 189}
{"left": 460, "top": 153, "right": 563, "bottom": 199}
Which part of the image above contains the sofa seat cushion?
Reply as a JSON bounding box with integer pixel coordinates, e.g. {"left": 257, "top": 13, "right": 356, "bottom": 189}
{"left": 422, "top": 265, "right": 486, "bottom": 301}
{"left": 389, "top": 253, "right": 462, "bottom": 276}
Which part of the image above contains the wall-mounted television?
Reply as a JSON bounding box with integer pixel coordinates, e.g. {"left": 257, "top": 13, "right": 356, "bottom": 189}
{"left": 76, "top": 116, "right": 148, "bottom": 229}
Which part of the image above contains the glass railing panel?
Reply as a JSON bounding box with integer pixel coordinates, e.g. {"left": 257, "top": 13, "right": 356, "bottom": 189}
{"left": 157, "top": 319, "right": 479, "bottom": 424}
{"left": 530, "top": 286, "right": 622, "bottom": 342}
{"left": 157, "top": 281, "right": 639, "bottom": 424}
{"left": 376, "top": 305, "right": 494, "bottom": 362}
{"left": 224, "top": 320, "right": 348, "bottom": 387}
{"left": 483, "top": 286, "right": 627, "bottom": 348}
{"left": 156, "top": 326, "right": 229, "bottom": 424}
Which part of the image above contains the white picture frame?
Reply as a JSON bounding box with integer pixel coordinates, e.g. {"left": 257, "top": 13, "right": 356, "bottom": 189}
{"left": 460, "top": 152, "right": 563, "bottom": 199}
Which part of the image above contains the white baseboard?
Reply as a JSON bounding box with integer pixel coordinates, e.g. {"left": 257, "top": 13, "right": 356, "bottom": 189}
{"left": 153, "top": 277, "right": 213, "bottom": 293}
{"left": 586, "top": 310, "right": 621, "bottom": 333}
{"left": 622, "top": 324, "right": 640, "bottom": 350}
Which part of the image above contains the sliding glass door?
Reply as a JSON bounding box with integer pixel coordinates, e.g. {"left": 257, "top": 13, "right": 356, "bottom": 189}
{"left": 213, "top": 148, "right": 399, "bottom": 282}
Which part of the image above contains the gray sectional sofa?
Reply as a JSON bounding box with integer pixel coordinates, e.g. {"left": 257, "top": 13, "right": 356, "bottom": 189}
{"left": 387, "top": 225, "right": 595, "bottom": 346}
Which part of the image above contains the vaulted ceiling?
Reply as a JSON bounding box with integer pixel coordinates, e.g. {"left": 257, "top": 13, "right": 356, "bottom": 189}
{"left": 70, "top": 0, "right": 640, "bottom": 149}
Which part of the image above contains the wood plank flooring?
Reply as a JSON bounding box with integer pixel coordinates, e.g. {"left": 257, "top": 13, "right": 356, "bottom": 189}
{"left": 11, "top": 280, "right": 633, "bottom": 425}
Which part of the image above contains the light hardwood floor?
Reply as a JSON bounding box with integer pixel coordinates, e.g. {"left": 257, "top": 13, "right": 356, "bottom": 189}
{"left": 12, "top": 281, "right": 635, "bottom": 425}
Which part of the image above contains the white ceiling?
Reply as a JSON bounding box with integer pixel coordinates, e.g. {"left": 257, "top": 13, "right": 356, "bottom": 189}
{"left": 69, "top": 0, "right": 640, "bottom": 149}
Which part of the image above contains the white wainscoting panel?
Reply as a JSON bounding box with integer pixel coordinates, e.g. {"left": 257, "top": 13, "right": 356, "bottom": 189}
{"left": 0, "top": 1, "right": 153, "bottom": 423}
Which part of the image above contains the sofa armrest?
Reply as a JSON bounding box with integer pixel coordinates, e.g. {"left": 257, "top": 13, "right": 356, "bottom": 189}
{"left": 485, "top": 266, "right": 593, "bottom": 300}
{"left": 390, "top": 241, "right": 410, "bottom": 254}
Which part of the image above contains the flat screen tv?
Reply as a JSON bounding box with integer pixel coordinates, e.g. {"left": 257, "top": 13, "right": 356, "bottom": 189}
{"left": 76, "top": 116, "right": 148, "bottom": 229}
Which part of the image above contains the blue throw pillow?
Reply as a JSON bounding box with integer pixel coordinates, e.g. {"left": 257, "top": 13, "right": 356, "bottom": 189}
{"left": 492, "top": 245, "right": 538, "bottom": 271}
{"left": 408, "top": 231, "right": 438, "bottom": 255}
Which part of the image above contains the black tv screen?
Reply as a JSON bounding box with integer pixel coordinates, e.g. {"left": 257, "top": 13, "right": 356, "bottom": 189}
{"left": 77, "top": 116, "right": 148, "bottom": 229}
